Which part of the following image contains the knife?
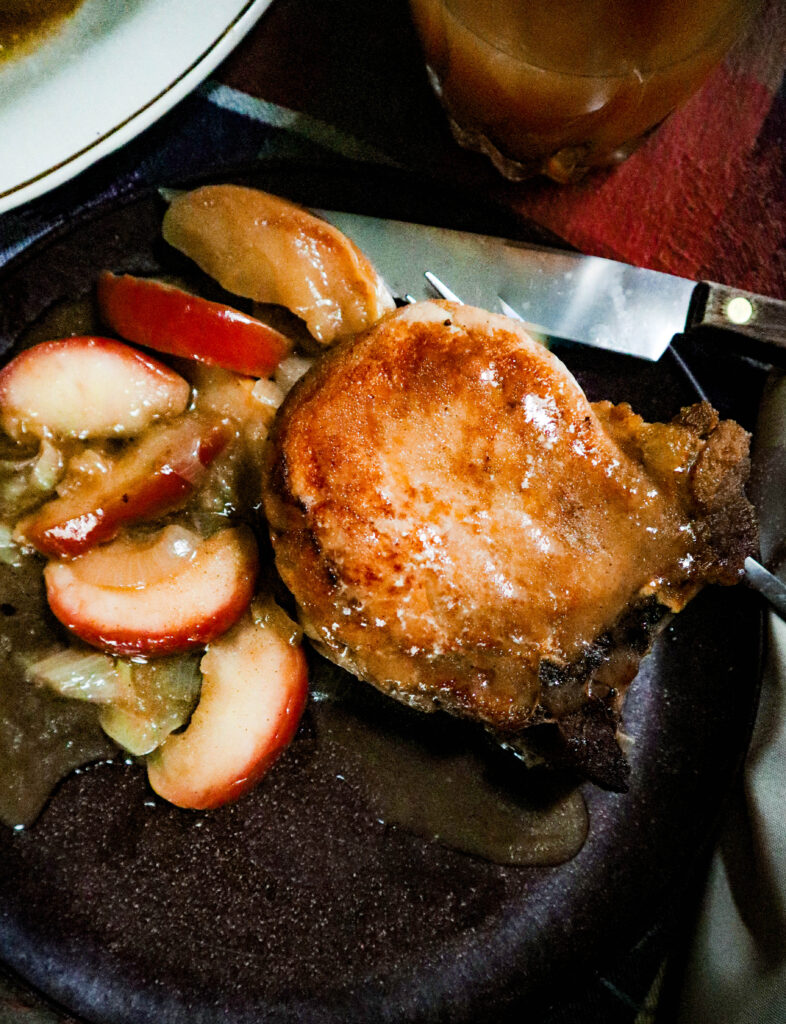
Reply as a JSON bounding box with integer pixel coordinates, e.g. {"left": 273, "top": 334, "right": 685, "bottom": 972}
{"left": 317, "top": 209, "right": 786, "bottom": 365}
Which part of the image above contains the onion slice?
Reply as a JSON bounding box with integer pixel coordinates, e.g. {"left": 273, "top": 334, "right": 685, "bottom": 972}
{"left": 24, "top": 647, "right": 120, "bottom": 703}
{"left": 98, "top": 656, "right": 202, "bottom": 755}
{"left": 274, "top": 354, "right": 313, "bottom": 395}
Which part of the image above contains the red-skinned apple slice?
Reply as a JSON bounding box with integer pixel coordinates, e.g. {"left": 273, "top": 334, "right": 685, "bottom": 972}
{"left": 44, "top": 525, "right": 258, "bottom": 657}
{"left": 0, "top": 336, "right": 190, "bottom": 441}
{"left": 97, "top": 272, "right": 292, "bottom": 377}
{"left": 161, "top": 185, "right": 395, "bottom": 345}
{"left": 146, "top": 602, "right": 308, "bottom": 809}
{"left": 15, "top": 413, "right": 232, "bottom": 558}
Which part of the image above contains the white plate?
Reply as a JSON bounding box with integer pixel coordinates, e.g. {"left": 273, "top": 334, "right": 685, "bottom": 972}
{"left": 0, "top": 0, "right": 274, "bottom": 214}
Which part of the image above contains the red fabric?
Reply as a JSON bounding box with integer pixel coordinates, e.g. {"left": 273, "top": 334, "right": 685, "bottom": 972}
{"left": 509, "top": 0, "right": 786, "bottom": 298}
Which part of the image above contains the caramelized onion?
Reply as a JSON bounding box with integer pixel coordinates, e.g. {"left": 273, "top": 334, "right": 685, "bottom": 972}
{"left": 0, "top": 436, "right": 65, "bottom": 516}
{"left": 274, "top": 354, "right": 314, "bottom": 395}
{"left": 0, "top": 523, "right": 22, "bottom": 567}
{"left": 251, "top": 378, "right": 285, "bottom": 411}
{"left": 98, "top": 656, "right": 202, "bottom": 756}
{"left": 24, "top": 647, "right": 120, "bottom": 703}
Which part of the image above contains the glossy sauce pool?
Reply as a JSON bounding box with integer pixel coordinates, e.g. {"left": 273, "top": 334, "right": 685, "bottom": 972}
{"left": 310, "top": 662, "right": 588, "bottom": 866}
{"left": 0, "top": 550, "right": 115, "bottom": 828}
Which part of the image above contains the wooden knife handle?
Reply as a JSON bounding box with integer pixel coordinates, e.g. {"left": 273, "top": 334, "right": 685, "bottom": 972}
{"left": 688, "top": 281, "right": 786, "bottom": 364}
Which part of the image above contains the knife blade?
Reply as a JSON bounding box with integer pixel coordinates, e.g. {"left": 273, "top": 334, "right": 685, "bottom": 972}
{"left": 317, "top": 209, "right": 786, "bottom": 364}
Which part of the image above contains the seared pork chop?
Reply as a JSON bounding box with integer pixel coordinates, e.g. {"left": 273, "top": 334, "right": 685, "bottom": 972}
{"left": 262, "top": 301, "right": 756, "bottom": 785}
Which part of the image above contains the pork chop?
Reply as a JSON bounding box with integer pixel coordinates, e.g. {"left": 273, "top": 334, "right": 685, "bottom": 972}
{"left": 261, "top": 301, "right": 756, "bottom": 785}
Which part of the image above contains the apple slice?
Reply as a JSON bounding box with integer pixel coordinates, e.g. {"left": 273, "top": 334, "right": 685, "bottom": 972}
{"left": 66, "top": 523, "right": 202, "bottom": 588}
{"left": 16, "top": 413, "right": 231, "bottom": 557}
{"left": 97, "top": 273, "right": 292, "bottom": 378}
{"left": 146, "top": 601, "right": 308, "bottom": 809}
{"left": 162, "top": 185, "right": 395, "bottom": 345}
{"left": 44, "top": 525, "right": 258, "bottom": 657}
{"left": 0, "top": 336, "right": 190, "bottom": 441}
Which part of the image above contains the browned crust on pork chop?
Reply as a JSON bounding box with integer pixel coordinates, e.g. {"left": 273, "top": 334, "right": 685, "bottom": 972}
{"left": 262, "top": 301, "right": 756, "bottom": 741}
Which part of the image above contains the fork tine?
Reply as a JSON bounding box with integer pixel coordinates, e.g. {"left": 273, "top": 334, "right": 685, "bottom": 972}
{"left": 498, "top": 296, "right": 524, "bottom": 321}
{"left": 424, "top": 271, "right": 462, "bottom": 303}
{"left": 426, "top": 272, "right": 546, "bottom": 337}
{"left": 497, "top": 297, "right": 550, "bottom": 337}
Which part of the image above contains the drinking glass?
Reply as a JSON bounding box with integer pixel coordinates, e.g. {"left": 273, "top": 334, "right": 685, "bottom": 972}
{"left": 409, "top": 0, "right": 761, "bottom": 182}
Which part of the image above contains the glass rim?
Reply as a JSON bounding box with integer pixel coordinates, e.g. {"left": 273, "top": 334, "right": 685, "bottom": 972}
{"left": 439, "top": 0, "right": 759, "bottom": 78}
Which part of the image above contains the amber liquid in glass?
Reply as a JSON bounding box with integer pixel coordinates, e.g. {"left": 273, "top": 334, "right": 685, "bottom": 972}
{"left": 409, "top": 0, "right": 757, "bottom": 181}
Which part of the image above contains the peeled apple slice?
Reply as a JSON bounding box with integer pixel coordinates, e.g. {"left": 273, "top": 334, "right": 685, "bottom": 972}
{"left": 162, "top": 185, "right": 395, "bottom": 345}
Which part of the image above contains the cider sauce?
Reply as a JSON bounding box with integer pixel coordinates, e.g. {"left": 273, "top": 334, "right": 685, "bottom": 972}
{"left": 0, "top": 550, "right": 116, "bottom": 829}
{"left": 409, "top": 0, "right": 756, "bottom": 178}
{"left": 310, "top": 663, "right": 588, "bottom": 867}
{"left": 0, "top": 543, "right": 588, "bottom": 864}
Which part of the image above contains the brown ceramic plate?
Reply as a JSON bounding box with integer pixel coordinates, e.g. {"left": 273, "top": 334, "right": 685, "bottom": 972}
{"left": 0, "top": 164, "right": 766, "bottom": 1023}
